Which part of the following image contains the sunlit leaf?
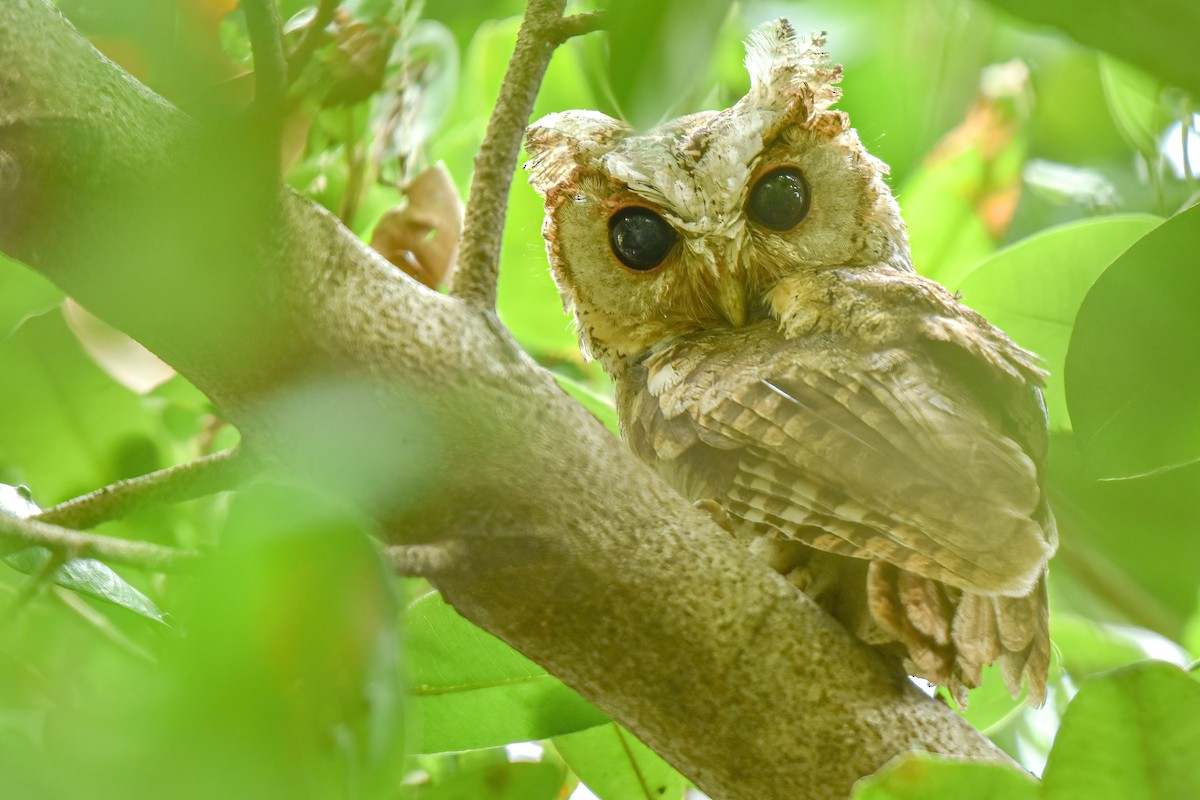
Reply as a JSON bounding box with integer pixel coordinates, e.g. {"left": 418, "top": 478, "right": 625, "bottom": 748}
{"left": 980, "top": 0, "right": 1200, "bottom": 96}
{"left": 1041, "top": 662, "right": 1200, "bottom": 799}
{"left": 1099, "top": 56, "right": 1169, "bottom": 158}
{"left": 851, "top": 752, "right": 1039, "bottom": 799}
{"left": 0, "top": 311, "right": 167, "bottom": 503}
{"left": 1064, "top": 205, "right": 1200, "bottom": 479}
{"left": 3, "top": 547, "right": 165, "bottom": 622}
{"left": 554, "top": 375, "right": 618, "bottom": 435}
{"left": 603, "top": 0, "right": 729, "bottom": 130}
{"left": 406, "top": 592, "right": 608, "bottom": 753}
{"left": 957, "top": 214, "right": 1160, "bottom": 430}
{"left": 1052, "top": 613, "right": 1190, "bottom": 680}
{"left": 0, "top": 255, "right": 62, "bottom": 341}
{"left": 956, "top": 665, "right": 1025, "bottom": 733}
{"left": 554, "top": 723, "right": 687, "bottom": 800}
{"left": 411, "top": 760, "right": 565, "bottom": 800}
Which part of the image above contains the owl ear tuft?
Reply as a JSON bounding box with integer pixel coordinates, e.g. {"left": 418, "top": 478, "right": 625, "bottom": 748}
{"left": 743, "top": 20, "right": 842, "bottom": 116}
{"left": 524, "top": 110, "right": 629, "bottom": 197}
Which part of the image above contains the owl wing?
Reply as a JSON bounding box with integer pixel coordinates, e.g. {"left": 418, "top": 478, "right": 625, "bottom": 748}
{"left": 625, "top": 322, "right": 1054, "bottom": 597}
{"left": 624, "top": 319, "right": 1055, "bottom": 703}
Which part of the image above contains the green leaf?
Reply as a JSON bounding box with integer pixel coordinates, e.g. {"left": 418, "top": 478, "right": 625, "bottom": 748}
{"left": 1052, "top": 614, "right": 1189, "bottom": 680}
{"left": 1064, "top": 205, "right": 1200, "bottom": 479}
{"left": 412, "top": 761, "right": 565, "bottom": 800}
{"left": 554, "top": 375, "right": 618, "bottom": 435}
{"left": 0, "top": 483, "right": 164, "bottom": 621}
{"left": 1041, "top": 662, "right": 1200, "bottom": 799}
{"left": 0, "top": 254, "right": 62, "bottom": 340}
{"left": 603, "top": 0, "right": 729, "bottom": 130}
{"left": 979, "top": 0, "right": 1200, "bottom": 97}
{"left": 957, "top": 214, "right": 1161, "bottom": 430}
{"left": 956, "top": 665, "right": 1025, "bottom": 733}
{"left": 4, "top": 547, "right": 165, "bottom": 622}
{"left": 0, "top": 311, "right": 167, "bottom": 503}
{"left": 1099, "top": 56, "right": 1170, "bottom": 159}
{"left": 406, "top": 592, "right": 608, "bottom": 753}
{"left": 903, "top": 146, "right": 999, "bottom": 289}
{"left": 554, "top": 723, "right": 686, "bottom": 800}
{"left": 851, "top": 752, "right": 1039, "bottom": 800}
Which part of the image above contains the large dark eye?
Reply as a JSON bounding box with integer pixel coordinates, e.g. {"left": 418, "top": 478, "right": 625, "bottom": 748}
{"left": 746, "top": 166, "right": 811, "bottom": 231}
{"left": 608, "top": 207, "right": 677, "bottom": 271}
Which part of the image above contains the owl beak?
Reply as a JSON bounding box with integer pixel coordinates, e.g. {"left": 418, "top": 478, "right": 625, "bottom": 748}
{"left": 714, "top": 270, "right": 747, "bottom": 327}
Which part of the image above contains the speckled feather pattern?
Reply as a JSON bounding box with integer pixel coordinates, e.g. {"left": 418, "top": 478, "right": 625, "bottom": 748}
{"left": 525, "top": 20, "right": 1055, "bottom": 706}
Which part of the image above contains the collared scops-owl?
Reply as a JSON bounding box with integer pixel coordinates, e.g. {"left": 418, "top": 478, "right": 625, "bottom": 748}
{"left": 524, "top": 19, "right": 1056, "bottom": 706}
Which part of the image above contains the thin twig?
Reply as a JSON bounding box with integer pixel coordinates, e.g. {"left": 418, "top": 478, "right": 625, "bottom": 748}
{"left": 286, "top": 0, "right": 339, "bottom": 80}
{"left": 242, "top": 0, "right": 288, "bottom": 179}
{"left": 34, "top": 448, "right": 254, "bottom": 531}
{"left": 242, "top": 0, "right": 288, "bottom": 117}
{"left": 553, "top": 11, "right": 607, "bottom": 43}
{"left": 0, "top": 514, "right": 199, "bottom": 572}
{"left": 450, "top": 0, "right": 570, "bottom": 309}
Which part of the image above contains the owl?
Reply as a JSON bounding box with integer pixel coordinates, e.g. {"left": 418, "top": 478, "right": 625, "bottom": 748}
{"left": 524, "top": 20, "right": 1055, "bottom": 706}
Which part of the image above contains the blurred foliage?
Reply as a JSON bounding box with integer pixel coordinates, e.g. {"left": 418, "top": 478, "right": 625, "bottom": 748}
{"left": 1, "top": 0, "right": 1198, "bottom": 798}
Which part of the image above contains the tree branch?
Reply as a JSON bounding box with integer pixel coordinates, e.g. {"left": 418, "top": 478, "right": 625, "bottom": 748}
{"left": 242, "top": 0, "right": 288, "bottom": 118}
{"left": 450, "top": 0, "right": 567, "bottom": 309}
{"left": 34, "top": 448, "right": 254, "bottom": 531}
{"left": 0, "top": 3, "right": 1010, "bottom": 798}
{"left": 0, "top": 513, "right": 199, "bottom": 572}
{"left": 553, "top": 11, "right": 607, "bottom": 43}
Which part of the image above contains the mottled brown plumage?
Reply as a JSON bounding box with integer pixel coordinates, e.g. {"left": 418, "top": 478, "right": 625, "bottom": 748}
{"left": 525, "top": 20, "right": 1055, "bottom": 705}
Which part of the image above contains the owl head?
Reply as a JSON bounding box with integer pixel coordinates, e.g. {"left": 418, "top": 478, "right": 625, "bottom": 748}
{"left": 525, "top": 20, "right": 911, "bottom": 371}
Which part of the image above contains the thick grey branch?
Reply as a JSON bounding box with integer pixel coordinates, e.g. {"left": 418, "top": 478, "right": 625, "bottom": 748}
{"left": 0, "top": 3, "right": 1009, "bottom": 798}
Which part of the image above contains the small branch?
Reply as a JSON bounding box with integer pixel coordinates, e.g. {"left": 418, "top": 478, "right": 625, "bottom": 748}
{"left": 286, "top": 0, "right": 339, "bottom": 81}
{"left": 34, "top": 448, "right": 254, "bottom": 531}
{"left": 0, "top": 514, "right": 199, "bottom": 572}
{"left": 242, "top": 0, "right": 288, "bottom": 117}
{"left": 242, "top": 0, "right": 288, "bottom": 178}
{"left": 450, "top": 0, "right": 569, "bottom": 309}
{"left": 552, "top": 11, "right": 607, "bottom": 43}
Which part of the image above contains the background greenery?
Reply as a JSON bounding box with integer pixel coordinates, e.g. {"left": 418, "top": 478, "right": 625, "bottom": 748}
{"left": 1, "top": 0, "right": 1198, "bottom": 797}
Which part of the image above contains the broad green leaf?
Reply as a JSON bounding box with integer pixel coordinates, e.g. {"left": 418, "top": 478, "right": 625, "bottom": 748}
{"left": 603, "top": 0, "right": 729, "bottom": 130}
{"left": 0, "top": 311, "right": 166, "bottom": 504}
{"left": 903, "top": 146, "right": 998, "bottom": 288}
{"left": 412, "top": 761, "right": 565, "bottom": 800}
{"left": 0, "top": 483, "right": 164, "bottom": 622}
{"left": 1064, "top": 205, "right": 1200, "bottom": 479}
{"left": 957, "top": 214, "right": 1160, "bottom": 430}
{"left": 0, "top": 255, "right": 62, "bottom": 341}
{"left": 3, "top": 547, "right": 165, "bottom": 622}
{"left": 1041, "top": 662, "right": 1200, "bottom": 799}
{"left": 851, "top": 752, "right": 1039, "bottom": 800}
{"left": 956, "top": 665, "right": 1025, "bottom": 733}
{"left": 554, "top": 723, "right": 686, "bottom": 800}
{"left": 1099, "top": 56, "right": 1169, "bottom": 159}
{"left": 406, "top": 592, "right": 608, "bottom": 753}
{"left": 1045, "top": 431, "right": 1199, "bottom": 633}
{"left": 1052, "top": 614, "right": 1189, "bottom": 680}
{"left": 979, "top": 0, "right": 1200, "bottom": 97}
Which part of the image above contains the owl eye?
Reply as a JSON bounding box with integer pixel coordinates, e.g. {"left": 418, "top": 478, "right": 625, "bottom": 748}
{"left": 746, "top": 166, "right": 811, "bottom": 231}
{"left": 608, "top": 207, "right": 677, "bottom": 271}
